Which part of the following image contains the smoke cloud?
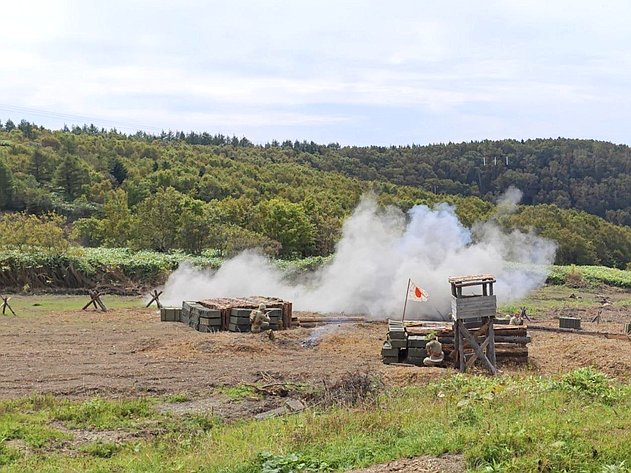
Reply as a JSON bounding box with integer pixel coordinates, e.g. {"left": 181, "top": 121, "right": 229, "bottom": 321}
{"left": 162, "top": 193, "right": 556, "bottom": 320}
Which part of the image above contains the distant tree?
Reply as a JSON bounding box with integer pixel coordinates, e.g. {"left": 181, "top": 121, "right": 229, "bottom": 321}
{"left": 4, "top": 119, "right": 15, "bottom": 131}
{"left": 0, "top": 157, "right": 14, "bottom": 209}
{"left": 101, "top": 189, "right": 134, "bottom": 247}
{"left": 18, "top": 120, "right": 35, "bottom": 139}
{"left": 256, "top": 198, "right": 315, "bottom": 257}
{"left": 0, "top": 213, "right": 69, "bottom": 253}
{"left": 109, "top": 158, "right": 128, "bottom": 187}
{"left": 54, "top": 155, "right": 90, "bottom": 199}
{"left": 29, "top": 148, "right": 56, "bottom": 183}
{"left": 132, "top": 187, "right": 185, "bottom": 252}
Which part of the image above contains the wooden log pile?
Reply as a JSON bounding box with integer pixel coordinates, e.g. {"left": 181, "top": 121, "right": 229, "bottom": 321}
{"left": 382, "top": 319, "right": 530, "bottom": 366}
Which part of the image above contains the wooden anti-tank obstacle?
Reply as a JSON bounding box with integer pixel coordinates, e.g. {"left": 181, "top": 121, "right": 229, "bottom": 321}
{"left": 146, "top": 290, "right": 163, "bottom": 309}
{"left": 450, "top": 274, "right": 497, "bottom": 375}
{"left": 1, "top": 295, "right": 16, "bottom": 316}
{"left": 82, "top": 290, "right": 107, "bottom": 312}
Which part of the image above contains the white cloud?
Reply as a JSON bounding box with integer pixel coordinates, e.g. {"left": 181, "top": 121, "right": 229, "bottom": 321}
{"left": 1, "top": 0, "right": 630, "bottom": 144}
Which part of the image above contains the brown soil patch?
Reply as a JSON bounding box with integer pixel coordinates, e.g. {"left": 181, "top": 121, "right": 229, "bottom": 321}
{"left": 1, "top": 292, "right": 631, "bottom": 400}
{"left": 346, "top": 454, "right": 465, "bottom": 472}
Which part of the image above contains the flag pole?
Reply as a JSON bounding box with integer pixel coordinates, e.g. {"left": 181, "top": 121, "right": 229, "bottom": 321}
{"left": 402, "top": 278, "right": 411, "bottom": 322}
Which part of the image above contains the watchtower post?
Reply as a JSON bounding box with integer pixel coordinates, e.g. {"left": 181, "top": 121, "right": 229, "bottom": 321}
{"left": 449, "top": 274, "right": 497, "bottom": 375}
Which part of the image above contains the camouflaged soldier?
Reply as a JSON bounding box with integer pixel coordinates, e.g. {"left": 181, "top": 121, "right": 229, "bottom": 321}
{"left": 423, "top": 335, "right": 444, "bottom": 367}
{"left": 250, "top": 303, "right": 271, "bottom": 333}
{"left": 509, "top": 313, "right": 524, "bottom": 325}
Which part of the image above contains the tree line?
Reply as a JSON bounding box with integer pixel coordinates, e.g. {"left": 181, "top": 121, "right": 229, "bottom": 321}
{"left": 0, "top": 120, "right": 630, "bottom": 268}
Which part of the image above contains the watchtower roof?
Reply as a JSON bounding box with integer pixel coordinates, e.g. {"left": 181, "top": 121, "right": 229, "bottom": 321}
{"left": 448, "top": 274, "right": 496, "bottom": 288}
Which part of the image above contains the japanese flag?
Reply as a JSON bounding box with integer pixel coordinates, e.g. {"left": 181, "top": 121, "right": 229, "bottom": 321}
{"left": 409, "top": 281, "right": 428, "bottom": 302}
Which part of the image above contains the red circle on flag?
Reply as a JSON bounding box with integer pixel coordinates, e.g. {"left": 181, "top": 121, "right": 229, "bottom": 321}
{"left": 415, "top": 287, "right": 422, "bottom": 298}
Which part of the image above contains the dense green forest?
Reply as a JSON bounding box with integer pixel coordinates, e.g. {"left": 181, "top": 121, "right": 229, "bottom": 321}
{"left": 0, "top": 119, "right": 630, "bottom": 268}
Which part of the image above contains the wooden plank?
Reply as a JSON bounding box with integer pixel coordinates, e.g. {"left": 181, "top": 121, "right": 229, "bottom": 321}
{"left": 448, "top": 274, "right": 495, "bottom": 284}
{"left": 528, "top": 325, "right": 631, "bottom": 340}
{"left": 487, "top": 317, "right": 496, "bottom": 367}
{"left": 457, "top": 320, "right": 465, "bottom": 372}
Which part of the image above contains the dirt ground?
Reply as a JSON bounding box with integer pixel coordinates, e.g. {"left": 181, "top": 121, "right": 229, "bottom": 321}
{"left": 1, "top": 287, "right": 630, "bottom": 404}
{"left": 347, "top": 454, "right": 464, "bottom": 473}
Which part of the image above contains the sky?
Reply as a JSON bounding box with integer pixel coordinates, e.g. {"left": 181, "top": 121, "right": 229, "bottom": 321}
{"left": 1, "top": 0, "right": 630, "bottom": 146}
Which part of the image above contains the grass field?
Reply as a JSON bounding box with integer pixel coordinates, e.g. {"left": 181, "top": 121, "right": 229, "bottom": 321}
{"left": 2, "top": 281, "right": 631, "bottom": 471}
{"left": 1, "top": 294, "right": 145, "bottom": 318}
{"left": 1, "top": 370, "right": 630, "bottom": 472}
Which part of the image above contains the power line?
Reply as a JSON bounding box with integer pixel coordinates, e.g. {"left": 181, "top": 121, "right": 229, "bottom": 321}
{"left": 0, "top": 103, "right": 164, "bottom": 133}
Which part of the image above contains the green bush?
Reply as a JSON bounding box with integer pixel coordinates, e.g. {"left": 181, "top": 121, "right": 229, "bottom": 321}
{"left": 257, "top": 451, "right": 333, "bottom": 473}
{"left": 556, "top": 368, "right": 620, "bottom": 404}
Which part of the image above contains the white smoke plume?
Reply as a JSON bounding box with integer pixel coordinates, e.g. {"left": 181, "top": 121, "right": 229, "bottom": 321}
{"left": 496, "top": 185, "right": 523, "bottom": 215}
{"left": 162, "top": 193, "right": 556, "bottom": 320}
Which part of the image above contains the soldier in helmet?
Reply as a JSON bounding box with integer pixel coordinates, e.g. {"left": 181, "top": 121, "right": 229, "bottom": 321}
{"left": 250, "top": 303, "right": 271, "bottom": 334}
{"left": 423, "top": 334, "right": 444, "bottom": 367}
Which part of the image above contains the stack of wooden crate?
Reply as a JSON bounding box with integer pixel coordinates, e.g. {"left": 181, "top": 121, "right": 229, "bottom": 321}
{"left": 160, "top": 307, "right": 181, "bottom": 322}
{"left": 160, "top": 296, "right": 293, "bottom": 333}
{"left": 229, "top": 308, "right": 252, "bottom": 332}
{"left": 381, "top": 320, "right": 407, "bottom": 364}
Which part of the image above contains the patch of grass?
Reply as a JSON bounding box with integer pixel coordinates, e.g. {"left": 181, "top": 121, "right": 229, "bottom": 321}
{"left": 549, "top": 265, "right": 631, "bottom": 288}
{"left": 216, "top": 384, "right": 260, "bottom": 400}
{"left": 257, "top": 451, "right": 333, "bottom": 473}
{"left": 0, "top": 443, "right": 21, "bottom": 466}
{"left": 3, "top": 294, "right": 143, "bottom": 318}
{"left": 499, "top": 284, "right": 631, "bottom": 317}
{"left": 52, "top": 397, "right": 156, "bottom": 429}
{"left": 79, "top": 440, "right": 120, "bottom": 458}
{"left": 556, "top": 367, "right": 620, "bottom": 404}
{"left": 165, "top": 393, "right": 191, "bottom": 403}
{"left": 0, "top": 396, "right": 69, "bottom": 448}
{"left": 2, "top": 370, "right": 631, "bottom": 471}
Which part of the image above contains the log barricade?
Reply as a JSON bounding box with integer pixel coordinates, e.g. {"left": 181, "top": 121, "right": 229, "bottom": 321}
{"left": 382, "top": 320, "right": 530, "bottom": 367}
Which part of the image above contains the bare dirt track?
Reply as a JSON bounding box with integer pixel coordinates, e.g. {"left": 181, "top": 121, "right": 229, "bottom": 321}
{"left": 1, "top": 293, "right": 631, "bottom": 400}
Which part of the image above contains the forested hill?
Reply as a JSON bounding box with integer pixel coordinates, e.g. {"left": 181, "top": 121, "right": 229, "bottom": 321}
{"left": 0, "top": 120, "right": 630, "bottom": 268}
{"left": 255, "top": 138, "right": 631, "bottom": 226}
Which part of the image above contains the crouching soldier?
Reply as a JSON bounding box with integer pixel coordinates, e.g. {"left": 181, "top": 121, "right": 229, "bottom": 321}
{"left": 423, "top": 335, "right": 444, "bottom": 367}
{"left": 250, "top": 303, "right": 271, "bottom": 333}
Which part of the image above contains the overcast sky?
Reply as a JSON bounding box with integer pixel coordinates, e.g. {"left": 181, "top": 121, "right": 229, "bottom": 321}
{"left": 1, "top": 0, "right": 630, "bottom": 145}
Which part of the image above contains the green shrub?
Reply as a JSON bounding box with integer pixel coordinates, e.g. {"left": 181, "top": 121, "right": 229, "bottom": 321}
{"left": 257, "top": 451, "right": 333, "bottom": 473}
{"left": 556, "top": 368, "right": 620, "bottom": 404}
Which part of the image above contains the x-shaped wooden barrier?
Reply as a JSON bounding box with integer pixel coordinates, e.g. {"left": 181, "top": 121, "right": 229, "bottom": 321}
{"left": 146, "top": 290, "right": 163, "bottom": 309}
{"left": 1, "top": 295, "right": 16, "bottom": 316}
{"left": 455, "top": 318, "right": 497, "bottom": 375}
{"left": 82, "top": 290, "right": 108, "bottom": 312}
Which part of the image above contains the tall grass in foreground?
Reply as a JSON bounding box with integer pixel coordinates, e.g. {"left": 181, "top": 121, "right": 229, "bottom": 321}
{"left": 1, "top": 369, "right": 631, "bottom": 472}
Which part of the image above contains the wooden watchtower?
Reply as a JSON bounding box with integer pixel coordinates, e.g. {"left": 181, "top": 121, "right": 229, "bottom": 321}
{"left": 449, "top": 274, "right": 497, "bottom": 375}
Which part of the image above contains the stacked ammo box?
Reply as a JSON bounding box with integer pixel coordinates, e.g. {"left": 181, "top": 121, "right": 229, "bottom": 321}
{"left": 381, "top": 319, "right": 429, "bottom": 365}
{"left": 229, "top": 308, "right": 252, "bottom": 332}
{"left": 381, "top": 320, "right": 407, "bottom": 364}
{"left": 160, "top": 296, "right": 293, "bottom": 334}
{"left": 160, "top": 307, "right": 182, "bottom": 322}
{"left": 406, "top": 336, "right": 428, "bottom": 365}
{"left": 229, "top": 307, "right": 283, "bottom": 332}
{"left": 181, "top": 301, "right": 222, "bottom": 332}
